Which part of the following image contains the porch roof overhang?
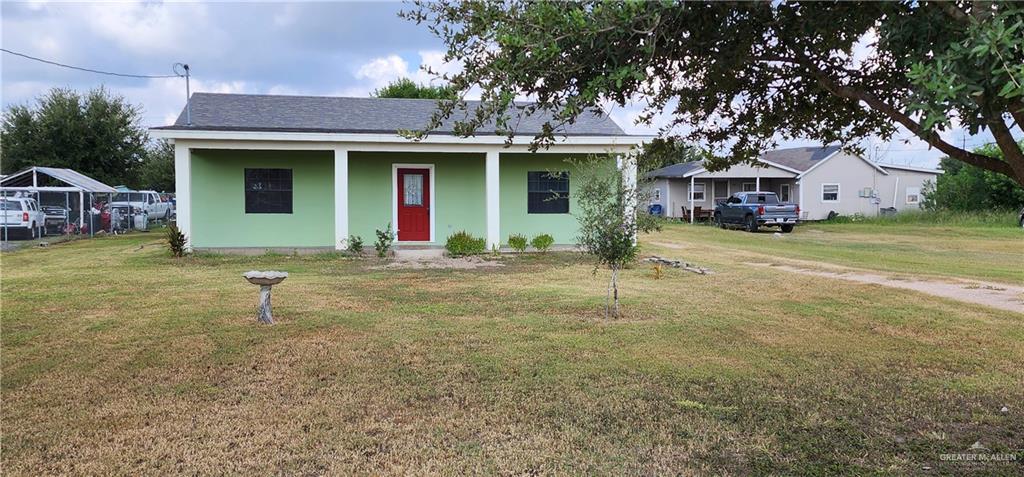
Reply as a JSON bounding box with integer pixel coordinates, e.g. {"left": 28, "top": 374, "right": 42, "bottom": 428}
{"left": 664, "top": 159, "right": 800, "bottom": 179}
{"left": 150, "top": 128, "right": 650, "bottom": 154}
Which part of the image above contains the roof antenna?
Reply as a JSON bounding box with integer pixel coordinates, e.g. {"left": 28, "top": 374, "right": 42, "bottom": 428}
{"left": 174, "top": 63, "right": 192, "bottom": 126}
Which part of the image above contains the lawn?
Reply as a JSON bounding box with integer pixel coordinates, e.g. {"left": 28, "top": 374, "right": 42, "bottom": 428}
{"left": 651, "top": 218, "right": 1024, "bottom": 284}
{"left": 2, "top": 223, "right": 1022, "bottom": 475}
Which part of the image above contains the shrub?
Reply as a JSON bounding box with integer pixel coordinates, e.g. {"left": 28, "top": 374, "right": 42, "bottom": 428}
{"left": 346, "top": 235, "right": 364, "bottom": 256}
{"left": 530, "top": 233, "right": 555, "bottom": 253}
{"left": 507, "top": 233, "right": 528, "bottom": 253}
{"left": 166, "top": 223, "right": 187, "bottom": 257}
{"left": 374, "top": 224, "right": 395, "bottom": 258}
{"left": 445, "top": 230, "right": 486, "bottom": 257}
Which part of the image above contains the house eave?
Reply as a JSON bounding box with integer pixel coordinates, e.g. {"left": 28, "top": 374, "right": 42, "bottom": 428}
{"left": 150, "top": 127, "right": 651, "bottom": 150}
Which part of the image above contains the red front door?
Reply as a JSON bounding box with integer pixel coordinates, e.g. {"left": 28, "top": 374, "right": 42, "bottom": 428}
{"left": 397, "top": 168, "right": 430, "bottom": 241}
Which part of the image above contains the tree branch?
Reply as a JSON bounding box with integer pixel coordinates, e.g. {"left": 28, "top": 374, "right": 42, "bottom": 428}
{"left": 792, "top": 57, "right": 1019, "bottom": 179}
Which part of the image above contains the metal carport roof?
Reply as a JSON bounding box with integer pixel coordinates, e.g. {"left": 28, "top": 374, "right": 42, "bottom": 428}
{"left": 0, "top": 167, "right": 117, "bottom": 193}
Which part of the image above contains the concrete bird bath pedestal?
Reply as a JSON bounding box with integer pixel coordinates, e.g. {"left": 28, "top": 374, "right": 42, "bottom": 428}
{"left": 243, "top": 271, "right": 288, "bottom": 324}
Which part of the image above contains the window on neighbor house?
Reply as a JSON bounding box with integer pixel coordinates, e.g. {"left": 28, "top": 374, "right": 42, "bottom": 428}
{"left": 906, "top": 186, "right": 921, "bottom": 205}
{"left": 652, "top": 187, "right": 661, "bottom": 203}
{"left": 742, "top": 182, "right": 756, "bottom": 192}
{"left": 713, "top": 181, "right": 729, "bottom": 200}
{"left": 780, "top": 184, "right": 791, "bottom": 202}
{"left": 821, "top": 183, "right": 840, "bottom": 202}
{"left": 245, "top": 168, "right": 293, "bottom": 214}
{"left": 689, "top": 183, "right": 706, "bottom": 201}
{"left": 527, "top": 171, "right": 569, "bottom": 214}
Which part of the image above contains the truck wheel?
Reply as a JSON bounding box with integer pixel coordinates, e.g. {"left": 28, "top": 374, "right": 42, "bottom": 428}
{"left": 745, "top": 215, "right": 759, "bottom": 233}
{"left": 713, "top": 213, "right": 725, "bottom": 229}
{"left": 781, "top": 224, "right": 794, "bottom": 233}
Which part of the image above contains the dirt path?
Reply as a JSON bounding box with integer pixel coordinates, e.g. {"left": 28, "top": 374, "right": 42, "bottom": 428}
{"left": 746, "top": 262, "right": 1024, "bottom": 314}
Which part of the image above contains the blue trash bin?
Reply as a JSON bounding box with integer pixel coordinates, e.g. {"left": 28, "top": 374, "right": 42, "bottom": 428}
{"left": 648, "top": 204, "right": 664, "bottom": 216}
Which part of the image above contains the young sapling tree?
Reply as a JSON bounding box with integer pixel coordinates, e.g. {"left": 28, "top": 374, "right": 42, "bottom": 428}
{"left": 573, "top": 155, "right": 657, "bottom": 318}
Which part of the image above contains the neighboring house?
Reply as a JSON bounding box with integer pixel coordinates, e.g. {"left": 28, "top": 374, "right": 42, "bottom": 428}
{"left": 646, "top": 145, "right": 941, "bottom": 221}
{"left": 150, "top": 93, "right": 644, "bottom": 251}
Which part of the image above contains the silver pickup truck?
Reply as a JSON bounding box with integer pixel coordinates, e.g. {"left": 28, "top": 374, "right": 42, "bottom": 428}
{"left": 713, "top": 192, "right": 800, "bottom": 233}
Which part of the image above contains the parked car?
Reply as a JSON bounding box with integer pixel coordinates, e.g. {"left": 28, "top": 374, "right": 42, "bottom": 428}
{"left": 1, "top": 196, "right": 45, "bottom": 239}
{"left": 108, "top": 190, "right": 172, "bottom": 222}
{"left": 41, "top": 205, "right": 69, "bottom": 235}
{"left": 713, "top": 192, "right": 800, "bottom": 233}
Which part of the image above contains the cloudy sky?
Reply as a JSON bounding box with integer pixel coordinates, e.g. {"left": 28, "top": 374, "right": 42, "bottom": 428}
{"left": 1, "top": 1, "right": 1014, "bottom": 168}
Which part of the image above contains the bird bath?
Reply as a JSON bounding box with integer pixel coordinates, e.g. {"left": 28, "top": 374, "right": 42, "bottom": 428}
{"left": 243, "top": 271, "right": 288, "bottom": 324}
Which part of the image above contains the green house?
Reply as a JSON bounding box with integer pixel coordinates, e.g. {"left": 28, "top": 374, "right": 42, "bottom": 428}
{"left": 151, "top": 93, "right": 643, "bottom": 252}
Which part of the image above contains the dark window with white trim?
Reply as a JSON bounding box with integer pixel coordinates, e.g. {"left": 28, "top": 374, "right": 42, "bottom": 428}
{"left": 527, "top": 171, "right": 569, "bottom": 214}
{"left": 245, "top": 168, "right": 293, "bottom": 214}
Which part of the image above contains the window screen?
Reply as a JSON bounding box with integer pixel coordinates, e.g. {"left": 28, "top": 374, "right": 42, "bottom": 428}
{"left": 690, "top": 183, "right": 706, "bottom": 201}
{"left": 245, "top": 168, "right": 293, "bottom": 214}
{"left": 906, "top": 186, "right": 921, "bottom": 204}
{"left": 822, "top": 184, "right": 839, "bottom": 202}
{"left": 528, "top": 171, "right": 569, "bottom": 214}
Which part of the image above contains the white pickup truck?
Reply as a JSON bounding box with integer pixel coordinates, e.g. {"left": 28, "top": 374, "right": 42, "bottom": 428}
{"left": 1, "top": 196, "right": 46, "bottom": 239}
{"left": 109, "top": 190, "right": 172, "bottom": 222}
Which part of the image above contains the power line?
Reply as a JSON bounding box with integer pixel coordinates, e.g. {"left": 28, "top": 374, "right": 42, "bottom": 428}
{"left": 1, "top": 48, "right": 181, "bottom": 79}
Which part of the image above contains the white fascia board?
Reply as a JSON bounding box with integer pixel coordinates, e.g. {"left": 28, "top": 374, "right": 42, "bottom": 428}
{"left": 171, "top": 138, "right": 637, "bottom": 155}
{"left": 682, "top": 167, "right": 707, "bottom": 178}
{"left": 878, "top": 164, "right": 943, "bottom": 174}
{"left": 150, "top": 128, "right": 649, "bottom": 151}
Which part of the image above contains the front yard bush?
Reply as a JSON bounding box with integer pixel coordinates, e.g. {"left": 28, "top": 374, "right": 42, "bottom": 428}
{"left": 445, "top": 231, "right": 486, "bottom": 257}
{"left": 166, "top": 223, "right": 187, "bottom": 257}
{"left": 530, "top": 233, "right": 554, "bottom": 253}
{"left": 507, "top": 233, "right": 528, "bottom": 253}
{"left": 345, "top": 235, "right": 364, "bottom": 256}
{"left": 374, "top": 224, "right": 395, "bottom": 258}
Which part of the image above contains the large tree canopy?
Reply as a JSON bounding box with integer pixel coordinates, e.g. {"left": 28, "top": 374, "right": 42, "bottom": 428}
{"left": 1, "top": 87, "right": 149, "bottom": 187}
{"left": 404, "top": 1, "right": 1024, "bottom": 185}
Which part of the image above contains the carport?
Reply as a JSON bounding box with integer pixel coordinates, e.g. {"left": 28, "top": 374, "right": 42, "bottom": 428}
{"left": 0, "top": 166, "right": 118, "bottom": 238}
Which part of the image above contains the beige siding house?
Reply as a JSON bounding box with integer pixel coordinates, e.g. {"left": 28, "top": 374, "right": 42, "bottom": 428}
{"left": 647, "top": 146, "right": 941, "bottom": 221}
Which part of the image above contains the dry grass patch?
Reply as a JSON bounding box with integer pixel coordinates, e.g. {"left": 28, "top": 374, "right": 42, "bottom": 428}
{"left": 2, "top": 230, "right": 1022, "bottom": 475}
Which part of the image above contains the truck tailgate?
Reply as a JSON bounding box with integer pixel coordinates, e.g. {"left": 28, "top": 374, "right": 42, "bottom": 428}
{"left": 760, "top": 205, "right": 798, "bottom": 222}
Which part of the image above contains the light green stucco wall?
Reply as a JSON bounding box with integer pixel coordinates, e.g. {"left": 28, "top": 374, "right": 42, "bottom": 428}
{"left": 347, "top": 152, "right": 486, "bottom": 246}
{"left": 188, "top": 150, "right": 600, "bottom": 248}
{"left": 499, "top": 153, "right": 596, "bottom": 244}
{"left": 190, "top": 149, "right": 334, "bottom": 248}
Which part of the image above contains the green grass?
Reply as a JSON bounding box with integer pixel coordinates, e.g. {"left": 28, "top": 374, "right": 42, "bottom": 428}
{"left": 1, "top": 228, "right": 1022, "bottom": 475}
{"left": 821, "top": 209, "right": 1021, "bottom": 227}
{"left": 652, "top": 219, "right": 1024, "bottom": 283}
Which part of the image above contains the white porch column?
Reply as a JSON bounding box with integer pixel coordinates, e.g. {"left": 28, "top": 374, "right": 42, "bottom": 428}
{"left": 755, "top": 175, "right": 761, "bottom": 193}
{"left": 617, "top": 154, "right": 638, "bottom": 241}
{"left": 78, "top": 190, "right": 85, "bottom": 227}
{"left": 797, "top": 180, "right": 804, "bottom": 218}
{"left": 173, "top": 143, "right": 192, "bottom": 250}
{"left": 485, "top": 150, "right": 500, "bottom": 250}
{"left": 334, "top": 147, "right": 349, "bottom": 250}
{"left": 689, "top": 175, "right": 695, "bottom": 224}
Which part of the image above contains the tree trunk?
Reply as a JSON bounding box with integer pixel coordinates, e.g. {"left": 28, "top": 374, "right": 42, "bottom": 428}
{"left": 257, "top": 285, "right": 274, "bottom": 324}
{"left": 606, "top": 270, "right": 613, "bottom": 319}
{"left": 611, "top": 267, "right": 620, "bottom": 318}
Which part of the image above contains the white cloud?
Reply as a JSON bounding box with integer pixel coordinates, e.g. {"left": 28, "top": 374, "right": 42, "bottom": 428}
{"left": 355, "top": 54, "right": 411, "bottom": 88}
{"left": 350, "top": 50, "right": 468, "bottom": 96}
{"left": 82, "top": 1, "right": 222, "bottom": 55}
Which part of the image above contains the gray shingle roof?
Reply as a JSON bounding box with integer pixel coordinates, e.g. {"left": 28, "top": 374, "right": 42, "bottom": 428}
{"left": 645, "top": 160, "right": 704, "bottom": 178}
{"left": 760, "top": 145, "right": 841, "bottom": 172}
{"left": 153, "top": 93, "right": 628, "bottom": 136}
